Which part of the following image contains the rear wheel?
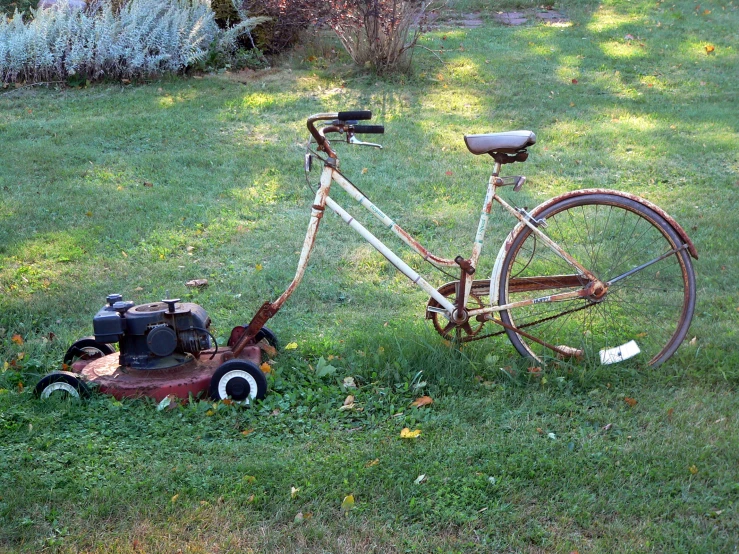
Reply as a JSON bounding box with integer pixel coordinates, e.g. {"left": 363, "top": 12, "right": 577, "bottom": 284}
{"left": 498, "top": 193, "right": 695, "bottom": 367}
{"left": 35, "top": 372, "right": 91, "bottom": 400}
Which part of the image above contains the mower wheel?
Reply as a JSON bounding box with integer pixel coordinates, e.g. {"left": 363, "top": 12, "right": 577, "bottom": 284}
{"left": 35, "top": 372, "right": 91, "bottom": 400}
{"left": 209, "top": 359, "right": 267, "bottom": 405}
{"left": 255, "top": 327, "right": 279, "bottom": 350}
{"left": 63, "top": 337, "right": 115, "bottom": 365}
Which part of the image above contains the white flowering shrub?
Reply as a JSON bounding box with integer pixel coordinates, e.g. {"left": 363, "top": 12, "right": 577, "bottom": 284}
{"left": 0, "top": 0, "right": 266, "bottom": 83}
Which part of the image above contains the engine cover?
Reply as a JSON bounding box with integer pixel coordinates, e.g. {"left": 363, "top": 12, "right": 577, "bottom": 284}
{"left": 93, "top": 295, "right": 212, "bottom": 370}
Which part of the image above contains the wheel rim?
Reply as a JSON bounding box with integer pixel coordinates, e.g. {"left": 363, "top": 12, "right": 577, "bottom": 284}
{"left": 40, "top": 381, "right": 80, "bottom": 399}
{"left": 218, "top": 370, "right": 257, "bottom": 404}
{"left": 500, "top": 196, "right": 695, "bottom": 366}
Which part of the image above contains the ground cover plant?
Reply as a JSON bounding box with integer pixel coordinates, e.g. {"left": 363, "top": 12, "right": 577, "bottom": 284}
{"left": 1, "top": 0, "right": 738, "bottom": 551}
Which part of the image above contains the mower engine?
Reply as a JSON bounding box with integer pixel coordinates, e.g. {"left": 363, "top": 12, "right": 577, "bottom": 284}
{"left": 92, "top": 294, "right": 212, "bottom": 370}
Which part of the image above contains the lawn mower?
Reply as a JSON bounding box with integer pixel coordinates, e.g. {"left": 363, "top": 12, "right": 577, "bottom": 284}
{"left": 34, "top": 293, "right": 278, "bottom": 404}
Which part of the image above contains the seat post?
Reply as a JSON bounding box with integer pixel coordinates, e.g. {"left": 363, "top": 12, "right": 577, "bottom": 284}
{"left": 491, "top": 161, "right": 502, "bottom": 178}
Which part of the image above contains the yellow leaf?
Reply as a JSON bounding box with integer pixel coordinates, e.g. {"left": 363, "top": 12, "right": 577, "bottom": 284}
{"left": 121, "top": 251, "right": 128, "bottom": 258}
{"left": 85, "top": 211, "right": 93, "bottom": 217}
{"left": 11, "top": 334, "right": 23, "bottom": 346}
{"left": 361, "top": 168, "right": 368, "bottom": 174}
{"left": 705, "top": 44, "right": 715, "bottom": 54}
{"left": 341, "top": 494, "right": 355, "bottom": 511}
{"left": 2, "top": 361, "right": 8, "bottom": 371}
{"left": 410, "top": 396, "right": 433, "bottom": 408}
{"left": 255, "top": 263, "right": 263, "bottom": 271}
{"left": 285, "top": 342, "right": 298, "bottom": 350}
{"left": 205, "top": 409, "right": 215, "bottom": 416}
{"left": 260, "top": 362, "right": 272, "bottom": 374}
{"left": 400, "top": 427, "right": 422, "bottom": 439}
{"left": 241, "top": 429, "right": 254, "bottom": 436}
{"left": 689, "top": 465, "right": 698, "bottom": 475}
{"left": 171, "top": 494, "right": 179, "bottom": 503}
{"left": 291, "top": 486, "right": 300, "bottom": 499}
{"left": 17, "top": 352, "right": 24, "bottom": 361}
{"left": 365, "top": 458, "right": 379, "bottom": 468}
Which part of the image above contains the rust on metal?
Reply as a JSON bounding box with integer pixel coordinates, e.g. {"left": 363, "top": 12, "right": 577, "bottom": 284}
{"left": 532, "top": 189, "right": 698, "bottom": 259}
{"left": 392, "top": 223, "right": 457, "bottom": 266}
{"left": 508, "top": 274, "right": 583, "bottom": 293}
{"left": 78, "top": 345, "right": 262, "bottom": 402}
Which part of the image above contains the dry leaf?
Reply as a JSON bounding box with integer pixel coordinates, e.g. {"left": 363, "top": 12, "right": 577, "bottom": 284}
{"left": 400, "top": 427, "right": 422, "bottom": 439}
{"left": 365, "top": 458, "right": 379, "bottom": 468}
{"left": 689, "top": 336, "right": 697, "bottom": 346}
{"left": 260, "top": 362, "right": 272, "bottom": 374}
{"left": 705, "top": 44, "right": 715, "bottom": 54}
{"left": 341, "top": 494, "right": 355, "bottom": 511}
{"left": 410, "top": 396, "right": 433, "bottom": 408}
{"left": 361, "top": 168, "right": 368, "bottom": 174}
{"left": 344, "top": 395, "right": 355, "bottom": 406}
{"left": 414, "top": 474, "right": 427, "bottom": 485}
{"left": 143, "top": 182, "right": 153, "bottom": 187}
{"left": 290, "top": 486, "right": 300, "bottom": 499}
{"left": 241, "top": 429, "right": 254, "bottom": 436}
{"left": 689, "top": 465, "right": 698, "bottom": 475}
{"left": 185, "top": 279, "right": 209, "bottom": 288}
{"left": 222, "top": 398, "right": 234, "bottom": 405}
{"left": 624, "top": 397, "right": 638, "bottom": 407}
{"left": 171, "top": 494, "right": 179, "bottom": 503}
{"left": 571, "top": 78, "right": 578, "bottom": 84}
{"left": 261, "top": 344, "right": 277, "bottom": 358}
{"left": 11, "top": 334, "right": 23, "bottom": 346}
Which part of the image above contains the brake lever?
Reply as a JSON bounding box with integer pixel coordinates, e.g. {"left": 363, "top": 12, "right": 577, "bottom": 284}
{"left": 348, "top": 135, "right": 383, "bottom": 149}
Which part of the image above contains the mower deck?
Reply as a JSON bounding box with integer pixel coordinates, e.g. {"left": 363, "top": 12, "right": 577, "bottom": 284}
{"left": 71, "top": 345, "right": 263, "bottom": 402}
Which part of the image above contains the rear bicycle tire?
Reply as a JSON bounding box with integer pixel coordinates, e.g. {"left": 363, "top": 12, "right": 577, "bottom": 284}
{"left": 498, "top": 193, "right": 696, "bottom": 367}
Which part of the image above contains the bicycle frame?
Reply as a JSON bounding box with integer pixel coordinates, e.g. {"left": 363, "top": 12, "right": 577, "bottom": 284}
{"left": 267, "top": 160, "right": 596, "bottom": 326}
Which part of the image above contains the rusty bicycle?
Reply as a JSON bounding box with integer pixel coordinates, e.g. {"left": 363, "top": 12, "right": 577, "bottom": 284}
{"left": 232, "top": 110, "right": 697, "bottom": 368}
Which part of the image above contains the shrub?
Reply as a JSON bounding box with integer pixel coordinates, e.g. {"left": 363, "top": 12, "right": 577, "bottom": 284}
{"left": 246, "top": 0, "right": 432, "bottom": 73}
{"left": 0, "top": 0, "right": 266, "bottom": 83}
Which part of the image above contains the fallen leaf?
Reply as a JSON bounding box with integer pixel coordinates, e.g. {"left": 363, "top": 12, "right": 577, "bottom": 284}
{"left": 85, "top": 211, "right": 93, "bottom": 217}
{"left": 343, "top": 395, "right": 355, "bottom": 406}
{"left": 365, "top": 458, "right": 379, "bottom": 468}
{"left": 243, "top": 475, "right": 256, "bottom": 483}
{"left": 16, "top": 352, "right": 24, "bottom": 361}
{"left": 285, "top": 342, "right": 298, "bottom": 350}
{"left": 571, "top": 78, "right": 578, "bottom": 84}
{"left": 205, "top": 409, "right": 215, "bottom": 416}
{"left": 414, "top": 474, "right": 427, "bottom": 485}
{"left": 2, "top": 361, "right": 8, "bottom": 372}
{"left": 11, "top": 334, "right": 23, "bottom": 346}
{"left": 400, "top": 427, "right": 422, "bottom": 439}
{"left": 689, "top": 336, "right": 697, "bottom": 346}
{"left": 361, "top": 168, "right": 368, "bottom": 174}
{"left": 547, "top": 432, "right": 556, "bottom": 440}
{"left": 343, "top": 376, "right": 356, "bottom": 388}
{"left": 689, "top": 465, "right": 698, "bottom": 475}
{"left": 291, "top": 486, "right": 300, "bottom": 499}
{"left": 171, "top": 494, "right": 179, "bottom": 503}
{"left": 222, "top": 398, "right": 234, "bottom": 405}
{"left": 255, "top": 263, "right": 263, "bottom": 271}
{"left": 241, "top": 429, "right": 254, "bottom": 436}
{"left": 624, "top": 396, "right": 638, "bottom": 407}
{"left": 445, "top": 171, "right": 453, "bottom": 176}
{"left": 260, "top": 362, "right": 272, "bottom": 374}
{"left": 705, "top": 44, "right": 715, "bottom": 54}
{"left": 294, "top": 512, "right": 305, "bottom": 523}
{"left": 341, "top": 494, "right": 355, "bottom": 511}
{"left": 185, "top": 278, "right": 209, "bottom": 288}
{"left": 667, "top": 408, "right": 674, "bottom": 421}
{"left": 602, "top": 423, "right": 613, "bottom": 431}
{"left": 261, "top": 344, "right": 277, "bottom": 358}
{"left": 528, "top": 366, "right": 542, "bottom": 374}
{"left": 157, "top": 395, "right": 174, "bottom": 411}
{"left": 625, "top": 34, "right": 635, "bottom": 40}
{"left": 143, "top": 182, "right": 153, "bottom": 187}
{"left": 410, "top": 396, "right": 434, "bottom": 408}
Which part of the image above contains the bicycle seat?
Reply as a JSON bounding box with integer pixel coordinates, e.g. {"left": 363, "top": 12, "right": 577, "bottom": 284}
{"left": 464, "top": 130, "right": 536, "bottom": 156}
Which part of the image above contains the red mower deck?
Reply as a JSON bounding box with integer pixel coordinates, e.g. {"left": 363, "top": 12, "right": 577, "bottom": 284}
{"left": 72, "top": 345, "right": 263, "bottom": 402}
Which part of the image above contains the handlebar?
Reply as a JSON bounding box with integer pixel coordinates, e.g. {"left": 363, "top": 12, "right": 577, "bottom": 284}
{"left": 307, "top": 111, "right": 384, "bottom": 157}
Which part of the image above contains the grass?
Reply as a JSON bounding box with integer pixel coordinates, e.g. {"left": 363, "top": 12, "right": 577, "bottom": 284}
{"left": 2, "top": 0, "right": 739, "bottom": 551}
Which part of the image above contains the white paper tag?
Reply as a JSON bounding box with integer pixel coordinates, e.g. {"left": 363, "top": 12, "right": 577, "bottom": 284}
{"left": 599, "top": 340, "right": 641, "bottom": 365}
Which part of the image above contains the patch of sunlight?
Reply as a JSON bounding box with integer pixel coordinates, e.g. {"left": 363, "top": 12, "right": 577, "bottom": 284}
{"left": 228, "top": 122, "right": 281, "bottom": 144}
{"left": 586, "top": 7, "right": 645, "bottom": 32}
{"left": 555, "top": 54, "right": 583, "bottom": 82}
{"left": 230, "top": 168, "right": 284, "bottom": 205}
{"left": 83, "top": 166, "right": 137, "bottom": 190}
{"left": 600, "top": 41, "right": 648, "bottom": 59}
{"left": 419, "top": 88, "right": 483, "bottom": 121}
{"left": 241, "top": 92, "right": 278, "bottom": 109}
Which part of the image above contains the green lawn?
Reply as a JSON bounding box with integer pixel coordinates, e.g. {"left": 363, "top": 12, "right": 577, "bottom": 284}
{"left": 1, "top": 0, "right": 738, "bottom": 552}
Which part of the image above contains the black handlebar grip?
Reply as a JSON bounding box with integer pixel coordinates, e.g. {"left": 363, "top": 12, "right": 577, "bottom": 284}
{"left": 338, "top": 110, "right": 372, "bottom": 121}
{"left": 353, "top": 125, "right": 384, "bottom": 134}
